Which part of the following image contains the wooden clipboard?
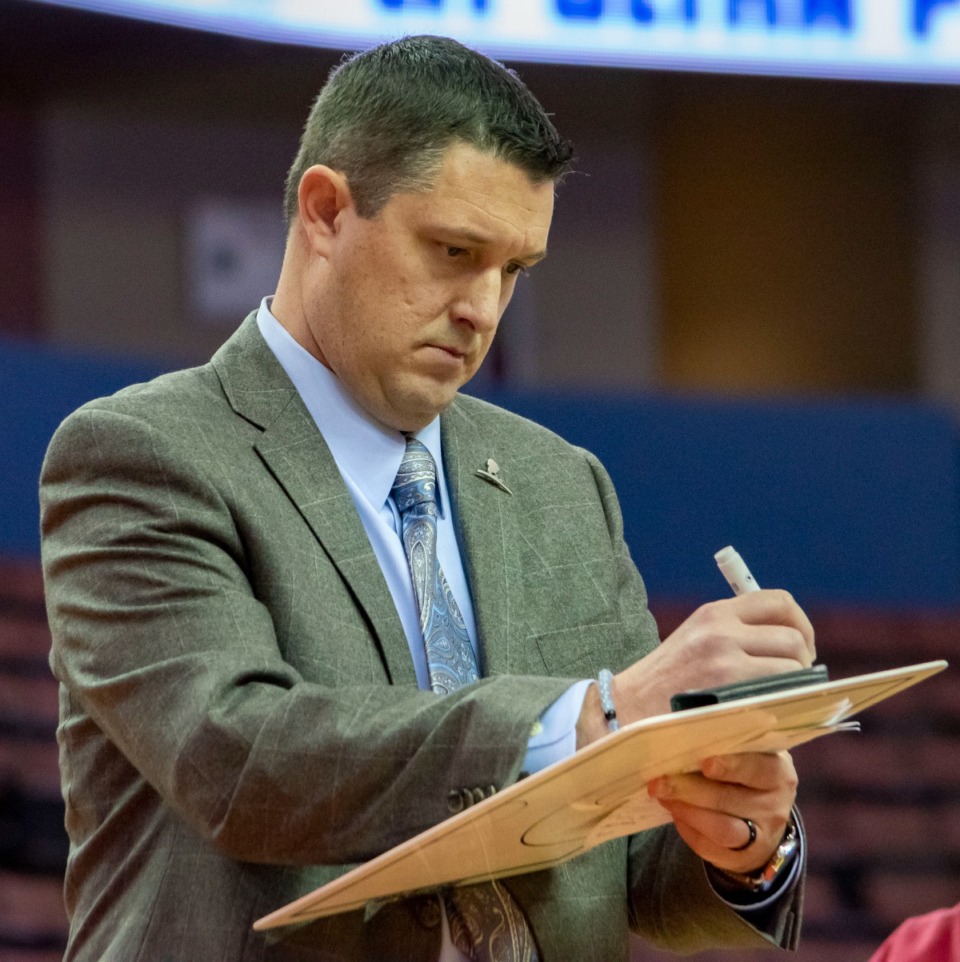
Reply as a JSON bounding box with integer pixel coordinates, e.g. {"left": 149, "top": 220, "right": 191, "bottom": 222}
{"left": 255, "top": 659, "right": 947, "bottom": 931}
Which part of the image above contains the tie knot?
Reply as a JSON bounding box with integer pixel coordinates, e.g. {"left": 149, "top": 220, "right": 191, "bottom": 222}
{"left": 392, "top": 438, "right": 438, "bottom": 514}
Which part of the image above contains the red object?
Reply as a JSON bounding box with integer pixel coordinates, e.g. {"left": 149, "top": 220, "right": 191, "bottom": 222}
{"left": 870, "top": 905, "right": 960, "bottom": 962}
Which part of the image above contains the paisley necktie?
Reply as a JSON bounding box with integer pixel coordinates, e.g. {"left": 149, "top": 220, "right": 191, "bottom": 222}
{"left": 391, "top": 438, "right": 479, "bottom": 694}
{"left": 392, "top": 438, "right": 540, "bottom": 962}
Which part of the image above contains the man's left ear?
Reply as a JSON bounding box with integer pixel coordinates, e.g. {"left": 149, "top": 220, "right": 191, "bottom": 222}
{"left": 296, "top": 165, "right": 353, "bottom": 254}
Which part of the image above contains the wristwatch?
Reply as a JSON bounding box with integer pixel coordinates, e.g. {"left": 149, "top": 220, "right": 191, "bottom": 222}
{"left": 712, "top": 818, "right": 800, "bottom": 894}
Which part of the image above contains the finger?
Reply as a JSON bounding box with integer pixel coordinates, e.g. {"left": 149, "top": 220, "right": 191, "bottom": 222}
{"left": 665, "top": 800, "right": 756, "bottom": 850}
{"left": 701, "top": 751, "right": 798, "bottom": 793}
{"left": 732, "top": 590, "right": 816, "bottom": 661}
{"left": 648, "top": 759, "right": 797, "bottom": 825}
{"left": 736, "top": 623, "right": 814, "bottom": 665}
{"left": 654, "top": 798, "right": 781, "bottom": 871}
{"left": 681, "top": 613, "right": 812, "bottom": 664}
{"left": 664, "top": 618, "right": 813, "bottom": 679}
{"left": 675, "top": 595, "right": 815, "bottom": 669}
{"left": 649, "top": 772, "right": 757, "bottom": 822}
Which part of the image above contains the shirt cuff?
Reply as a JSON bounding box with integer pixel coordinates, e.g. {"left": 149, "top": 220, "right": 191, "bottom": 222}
{"left": 521, "top": 679, "right": 593, "bottom": 775}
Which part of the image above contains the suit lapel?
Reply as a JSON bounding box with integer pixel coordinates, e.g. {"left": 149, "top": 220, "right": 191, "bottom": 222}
{"left": 442, "top": 399, "right": 515, "bottom": 677}
{"left": 211, "top": 315, "right": 416, "bottom": 686}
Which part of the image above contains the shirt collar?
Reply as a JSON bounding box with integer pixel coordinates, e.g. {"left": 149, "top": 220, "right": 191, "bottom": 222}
{"left": 255, "top": 298, "right": 447, "bottom": 516}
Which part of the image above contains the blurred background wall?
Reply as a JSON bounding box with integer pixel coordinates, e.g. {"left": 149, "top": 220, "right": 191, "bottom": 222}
{"left": 1, "top": 1, "right": 959, "bottom": 959}
{"left": 3, "top": 1, "right": 960, "bottom": 405}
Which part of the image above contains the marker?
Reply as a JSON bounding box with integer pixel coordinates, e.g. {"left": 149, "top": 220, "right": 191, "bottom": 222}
{"left": 714, "top": 545, "right": 760, "bottom": 595}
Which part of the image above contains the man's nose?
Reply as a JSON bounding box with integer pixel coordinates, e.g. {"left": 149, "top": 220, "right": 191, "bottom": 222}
{"left": 452, "top": 269, "right": 503, "bottom": 333}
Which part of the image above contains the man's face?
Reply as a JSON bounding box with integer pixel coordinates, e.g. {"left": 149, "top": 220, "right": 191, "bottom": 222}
{"left": 308, "top": 141, "right": 555, "bottom": 432}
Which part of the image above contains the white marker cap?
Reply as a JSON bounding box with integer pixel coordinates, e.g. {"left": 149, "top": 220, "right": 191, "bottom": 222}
{"left": 715, "top": 545, "right": 760, "bottom": 594}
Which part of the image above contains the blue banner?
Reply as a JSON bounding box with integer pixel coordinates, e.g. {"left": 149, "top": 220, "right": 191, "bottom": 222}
{"left": 33, "top": 0, "right": 960, "bottom": 83}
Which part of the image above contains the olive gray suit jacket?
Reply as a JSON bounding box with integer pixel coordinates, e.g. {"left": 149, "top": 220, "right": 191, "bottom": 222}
{"left": 40, "top": 316, "right": 803, "bottom": 961}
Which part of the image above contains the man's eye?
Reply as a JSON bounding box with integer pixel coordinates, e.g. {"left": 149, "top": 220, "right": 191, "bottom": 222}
{"left": 505, "top": 263, "right": 527, "bottom": 277}
{"left": 445, "top": 246, "right": 467, "bottom": 258}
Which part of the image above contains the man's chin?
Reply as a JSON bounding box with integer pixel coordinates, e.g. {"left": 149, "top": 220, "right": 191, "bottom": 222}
{"left": 374, "top": 368, "right": 479, "bottom": 431}
{"left": 373, "top": 395, "right": 450, "bottom": 434}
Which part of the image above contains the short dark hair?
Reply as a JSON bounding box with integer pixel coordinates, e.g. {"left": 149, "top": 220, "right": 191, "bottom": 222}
{"left": 283, "top": 35, "right": 574, "bottom": 222}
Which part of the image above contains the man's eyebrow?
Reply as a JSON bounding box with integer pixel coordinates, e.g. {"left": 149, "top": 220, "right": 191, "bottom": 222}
{"left": 441, "top": 227, "right": 548, "bottom": 264}
{"left": 519, "top": 249, "right": 548, "bottom": 265}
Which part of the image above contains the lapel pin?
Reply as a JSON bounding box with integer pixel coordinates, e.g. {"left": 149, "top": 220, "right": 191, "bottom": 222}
{"left": 475, "top": 458, "right": 513, "bottom": 495}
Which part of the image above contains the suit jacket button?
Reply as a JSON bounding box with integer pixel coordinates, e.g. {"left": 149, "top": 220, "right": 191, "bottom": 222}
{"left": 413, "top": 895, "right": 442, "bottom": 929}
{"left": 447, "top": 789, "right": 465, "bottom": 814}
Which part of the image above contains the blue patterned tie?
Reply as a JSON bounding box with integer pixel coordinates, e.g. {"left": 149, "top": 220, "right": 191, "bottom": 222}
{"left": 392, "top": 437, "right": 539, "bottom": 962}
{"left": 391, "top": 438, "right": 480, "bottom": 694}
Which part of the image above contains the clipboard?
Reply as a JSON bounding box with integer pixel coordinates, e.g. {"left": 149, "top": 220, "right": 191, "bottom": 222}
{"left": 255, "top": 659, "right": 947, "bottom": 931}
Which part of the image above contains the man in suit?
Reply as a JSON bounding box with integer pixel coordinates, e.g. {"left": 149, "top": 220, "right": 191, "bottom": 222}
{"left": 40, "top": 35, "right": 815, "bottom": 962}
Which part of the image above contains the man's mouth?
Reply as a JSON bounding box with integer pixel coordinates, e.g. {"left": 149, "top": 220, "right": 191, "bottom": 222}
{"left": 424, "top": 343, "right": 468, "bottom": 361}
